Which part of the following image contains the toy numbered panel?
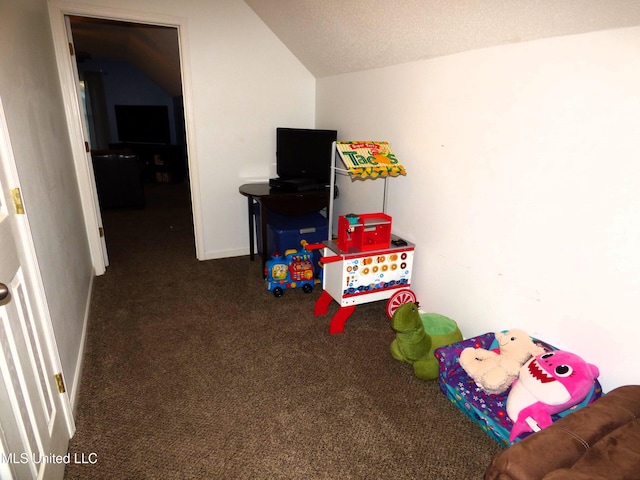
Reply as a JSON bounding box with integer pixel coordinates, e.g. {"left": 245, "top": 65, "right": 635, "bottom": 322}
{"left": 322, "top": 246, "right": 414, "bottom": 307}
{"left": 343, "top": 250, "right": 413, "bottom": 296}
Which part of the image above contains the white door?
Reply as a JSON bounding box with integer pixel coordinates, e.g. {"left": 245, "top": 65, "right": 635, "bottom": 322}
{"left": 64, "top": 15, "right": 109, "bottom": 269}
{"left": 0, "top": 99, "right": 71, "bottom": 479}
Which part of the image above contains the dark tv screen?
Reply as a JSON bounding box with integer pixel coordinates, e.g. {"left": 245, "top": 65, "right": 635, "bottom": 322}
{"left": 115, "top": 105, "right": 171, "bottom": 144}
{"left": 276, "top": 127, "right": 337, "bottom": 184}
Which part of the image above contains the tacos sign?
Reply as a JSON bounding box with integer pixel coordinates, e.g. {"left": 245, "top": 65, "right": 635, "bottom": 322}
{"left": 336, "top": 141, "right": 406, "bottom": 178}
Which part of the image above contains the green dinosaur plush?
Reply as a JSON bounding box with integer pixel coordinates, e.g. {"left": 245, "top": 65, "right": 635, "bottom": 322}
{"left": 390, "top": 302, "right": 437, "bottom": 380}
{"left": 390, "top": 302, "right": 462, "bottom": 381}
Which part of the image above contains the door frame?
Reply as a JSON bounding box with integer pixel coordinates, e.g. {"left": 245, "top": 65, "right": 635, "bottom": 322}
{"left": 47, "top": 1, "right": 204, "bottom": 273}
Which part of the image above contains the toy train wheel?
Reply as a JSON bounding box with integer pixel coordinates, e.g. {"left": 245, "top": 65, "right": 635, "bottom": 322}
{"left": 386, "top": 289, "right": 417, "bottom": 319}
{"left": 302, "top": 284, "right": 313, "bottom": 294}
{"left": 273, "top": 287, "right": 284, "bottom": 298}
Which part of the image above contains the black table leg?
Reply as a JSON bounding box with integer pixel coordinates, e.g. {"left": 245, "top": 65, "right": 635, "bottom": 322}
{"left": 260, "top": 204, "right": 268, "bottom": 276}
{"left": 247, "top": 196, "right": 255, "bottom": 261}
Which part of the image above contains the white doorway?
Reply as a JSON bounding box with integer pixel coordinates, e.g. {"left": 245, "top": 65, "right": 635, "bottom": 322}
{"left": 48, "top": 2, "right": 203, "bottom": 273}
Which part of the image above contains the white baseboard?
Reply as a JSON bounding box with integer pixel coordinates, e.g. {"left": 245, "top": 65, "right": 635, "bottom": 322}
{"left": 67, "top": 272, "right": 95, "bottom": 428}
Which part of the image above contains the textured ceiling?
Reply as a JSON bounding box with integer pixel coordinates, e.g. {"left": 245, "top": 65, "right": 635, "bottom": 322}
{"left": 244, "top": 0, "right": 640, "bottom": 77}
{"left": 69, "top": 1, "right": 640, "bottom": 97}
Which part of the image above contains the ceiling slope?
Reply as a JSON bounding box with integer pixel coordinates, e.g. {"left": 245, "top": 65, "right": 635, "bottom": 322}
{"left": 68, "top": 1, "right": 640, "bottom": 90}
{"left": 244, "top": 0, "right": 640, "bottom": 77}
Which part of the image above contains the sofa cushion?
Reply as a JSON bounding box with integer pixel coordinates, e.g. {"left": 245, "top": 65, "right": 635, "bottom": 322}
{"left": 485, "top": 385, "right": 640, "bottom": 480}
{"left": 543, "top": 419, "right": 640, "bottom": 480}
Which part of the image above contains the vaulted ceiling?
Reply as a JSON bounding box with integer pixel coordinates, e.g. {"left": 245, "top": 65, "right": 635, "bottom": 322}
{"left": 69, "top": 1, "right": 640, "bottom": 96}
{"left": 245, "top": 0, "right": 640, "bottom": 78}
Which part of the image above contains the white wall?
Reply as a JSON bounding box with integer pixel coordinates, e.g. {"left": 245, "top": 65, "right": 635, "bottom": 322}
{"left": 318, "top": 27, "right": 640, "bottom": 393}
{"left": 0, "top": 0, "right": 94, "bottom": 403}
{"left": 183, "top": 0, "right": 316, "bottom": 259}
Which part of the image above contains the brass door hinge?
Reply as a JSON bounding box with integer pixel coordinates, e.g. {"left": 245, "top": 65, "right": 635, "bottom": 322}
{"left": 99, "top": 227, "right": 104, "bottom": 237}
{"left": 69, "top": 42, "right": 74, "bottom": 56}
{"left": 55, "top": 373, "right": 66, "bottom": 394}
{"left": 11, "top": 188, "right": 24, "bottom": 214}
{"left": 85, "top": 141, "right": 90, "bottom": 153}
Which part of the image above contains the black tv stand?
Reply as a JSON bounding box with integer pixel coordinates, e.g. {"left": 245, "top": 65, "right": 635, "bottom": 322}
{"left": 268, "top": 177, "right": 325, "bottom": 192}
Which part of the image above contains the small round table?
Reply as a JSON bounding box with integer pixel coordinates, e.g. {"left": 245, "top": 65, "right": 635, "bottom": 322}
{"left": 238, "top": 183, "right": 330, "bottom": 274}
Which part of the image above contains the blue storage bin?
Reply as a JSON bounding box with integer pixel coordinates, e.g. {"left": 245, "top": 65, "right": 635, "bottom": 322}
{"left": 253, "top": 204, "right": 290, "bottom": 257}
{"left": 267, "top": 212, "right": 328, "bottom": 257}
{"left": 253, "top": 204, "right": 328, "bottom": 258}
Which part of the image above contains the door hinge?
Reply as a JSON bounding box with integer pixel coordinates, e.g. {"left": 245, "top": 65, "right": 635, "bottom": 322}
{"left": 10, "top": 188, "right": 25, "bottom": 214}
{"left": 85, "top": 141, "right": 90, "bottom": 153}
{"left": 55, "top": 373, "right": 66, "bottom": 394}
{"left": 68, "top": 42, "right": 74, "bottom": 56}
{"left": 99, "top": 227, "right": 104, "bottom": 237}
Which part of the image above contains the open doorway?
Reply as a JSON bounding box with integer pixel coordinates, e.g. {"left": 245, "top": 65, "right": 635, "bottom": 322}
{"left": 68, "top": 16, "right": 194, "bottom": 265}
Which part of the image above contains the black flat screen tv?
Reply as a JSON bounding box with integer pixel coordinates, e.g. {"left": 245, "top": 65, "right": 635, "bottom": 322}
{"left": 115, "top": 105, "right": 171, "bottom": 144}
{"left": 276, "top": 127, "right": 337, "bottom": 185}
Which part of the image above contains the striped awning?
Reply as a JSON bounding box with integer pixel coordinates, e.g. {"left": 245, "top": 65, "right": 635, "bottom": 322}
{"left": 336, "top": 141, "right": 406, "bottom": 179}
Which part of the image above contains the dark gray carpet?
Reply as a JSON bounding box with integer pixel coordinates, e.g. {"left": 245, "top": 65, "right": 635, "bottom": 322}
{"left": 64, "top": 182, "right": 502, "bottom": 479}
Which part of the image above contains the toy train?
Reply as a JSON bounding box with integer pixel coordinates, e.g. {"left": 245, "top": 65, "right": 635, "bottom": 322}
{"left": 265, "top": 240, "right": 324, "bottom": 297}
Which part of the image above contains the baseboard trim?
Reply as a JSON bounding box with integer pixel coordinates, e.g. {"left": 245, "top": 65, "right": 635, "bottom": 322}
{"left": 68, "top": 271, "right": 95, "bottom": 426}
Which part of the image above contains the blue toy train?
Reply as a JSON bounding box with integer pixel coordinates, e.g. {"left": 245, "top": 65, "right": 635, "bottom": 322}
{"left": 265, "top": 240, "right": 324, "bottom": 297}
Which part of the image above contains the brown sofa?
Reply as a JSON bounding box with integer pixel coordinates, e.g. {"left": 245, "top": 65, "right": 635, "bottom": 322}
{"left": 485, "top": 385, "right": 640, "bottom": 480}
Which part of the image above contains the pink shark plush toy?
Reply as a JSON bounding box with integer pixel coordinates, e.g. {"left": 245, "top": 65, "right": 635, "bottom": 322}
{"left": 506, "top": 350, "right": 599, "bottom": 442}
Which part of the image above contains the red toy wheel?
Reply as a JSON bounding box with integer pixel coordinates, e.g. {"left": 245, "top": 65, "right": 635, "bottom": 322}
{"left": 386, "top": 289, "right": 417, "bottom": 319}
